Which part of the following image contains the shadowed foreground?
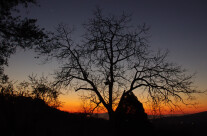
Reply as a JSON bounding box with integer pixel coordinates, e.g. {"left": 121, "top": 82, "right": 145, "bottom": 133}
{"left": 152, "top": 111, "right": 207, "bottom": 136}
{"left": 0, "top": 94, "right": 206, "bottom": 136}
{"left": 0, "top": 94, "right": 110, "bottom": 136}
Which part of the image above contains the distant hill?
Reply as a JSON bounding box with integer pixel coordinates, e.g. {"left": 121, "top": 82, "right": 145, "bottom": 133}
{"left": 151, "top": 111, "right": 207, "bottom": 136}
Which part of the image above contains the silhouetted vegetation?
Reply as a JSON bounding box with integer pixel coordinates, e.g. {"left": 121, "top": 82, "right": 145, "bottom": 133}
{"left": 0, "top": 92, "right": 206, "bottom": 136}
{"left": 28, "top": 75, "right": 61, "bottom": 108}
{"left": 0, "top": 0, "right": 47, "bottom": 80}
{"left": 0, "top": 92, "right": 110, "bottom": 136}
{"left": 1, "top": 1, "right": 206, "bottom": 135}
{"left": 114, "top": 92, "right": 153, "bottom": 135}
{"left": 36, "top": 7, "right": 202, "bottom": 122}
{"left": 0, "top": 74, "right": 61, "bottom": 107}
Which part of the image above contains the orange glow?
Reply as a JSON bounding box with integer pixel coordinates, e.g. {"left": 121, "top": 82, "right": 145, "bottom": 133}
{"left": 59, "top": 97, "right": 207, "bottom": 115}
{"left": 143, "top": 103, "right": 207, "bottom": 115}
{"left": 57, "top": 93, "right": 81, "bottom": 112}
{"left": 58, "top": 90, "right": 207, "bottom": 115}
{"left": 59, "top": 104, "right": 82, "bottom": 113}
{"left": 59, "top": 96, "right": 207, "bottom": 115}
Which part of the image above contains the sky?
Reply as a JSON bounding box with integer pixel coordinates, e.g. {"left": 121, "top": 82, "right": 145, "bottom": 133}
{"left": 5, "top": 0, "right": 207, "bottom": 114}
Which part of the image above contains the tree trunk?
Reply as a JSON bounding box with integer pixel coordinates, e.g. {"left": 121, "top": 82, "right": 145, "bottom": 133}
{"left": 108, "top": 109, "right": 115, "bottom": 122}
{"left": 107, "top": 109, "right": 117, "bottom": 135}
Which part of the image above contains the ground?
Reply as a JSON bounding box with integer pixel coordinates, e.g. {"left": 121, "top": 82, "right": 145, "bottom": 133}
{"left": 0, "top": 94, "right": 206, "bottom": 136}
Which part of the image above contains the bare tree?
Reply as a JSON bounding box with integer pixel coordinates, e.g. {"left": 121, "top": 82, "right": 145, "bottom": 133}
{"left": 37, "top": 8, "right": 201, "bottom": 121}
{"left": 0, "top": 74, "right": 61, "bottom": 108}
{"left": 28, "top": 75, "right": 61, "bottom": 108}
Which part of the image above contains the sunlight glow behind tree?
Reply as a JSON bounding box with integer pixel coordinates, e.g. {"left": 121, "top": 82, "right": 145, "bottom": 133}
{"left": 37, "top": 8, "right": 202, "bottom": 120}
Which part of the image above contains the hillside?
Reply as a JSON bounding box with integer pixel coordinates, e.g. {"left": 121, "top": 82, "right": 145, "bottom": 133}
{"left": 1, "top": 94, "right": 206, "bottom": 136}
{"left": 0, "top": 95, "right": 109, "bottom": 136}
{"left": 152, "top": 111, "right": 207, "bottom": 136}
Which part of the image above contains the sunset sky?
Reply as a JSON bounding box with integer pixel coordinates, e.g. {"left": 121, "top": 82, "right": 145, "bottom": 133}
{"left": 5, "top": 0, "right": 207, "bottom": 114}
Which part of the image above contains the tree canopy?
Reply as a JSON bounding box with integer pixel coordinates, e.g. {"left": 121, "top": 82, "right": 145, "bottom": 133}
{"left": 37, "top": 8, "right": 200, "bottom": 120}
{"left": 0, "top": 0, "right": 47, "bottom": 82}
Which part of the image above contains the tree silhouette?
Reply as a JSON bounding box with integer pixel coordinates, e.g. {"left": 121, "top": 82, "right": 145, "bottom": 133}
{"left": 28, "top": 75, "right": 61, "bottom": 108}
{"left": 0, "top": 74, "right": 61, "bottom": 108}
{"left": 37, "top": 8, "right": 200, "bottom": 121}
{"left": 0, "top": 0, "right": 47, "bottom": 81}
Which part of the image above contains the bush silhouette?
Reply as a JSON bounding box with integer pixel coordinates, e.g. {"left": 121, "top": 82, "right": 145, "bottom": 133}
{"left": 114, "top": 92, "right": 152, "bottom": 135}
